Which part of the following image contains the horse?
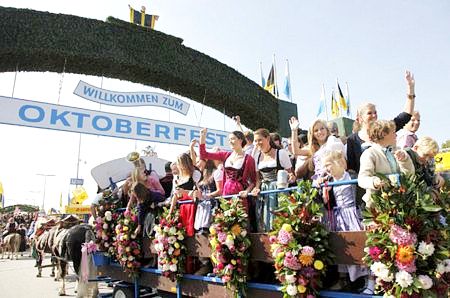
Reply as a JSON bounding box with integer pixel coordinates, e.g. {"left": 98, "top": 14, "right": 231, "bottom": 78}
{"left": 53, "top": 223, "right": 98, "bottom": 297}
{"left": 34, "top": 225, "right": 58, "bottom": 278}
{"left": 1, "top": 233, "right": 21, "bottom": 260}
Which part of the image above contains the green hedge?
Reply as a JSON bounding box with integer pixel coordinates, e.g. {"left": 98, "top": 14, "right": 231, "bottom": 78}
{"left": 0, "top": 6, "right": 279, "bottom": 131}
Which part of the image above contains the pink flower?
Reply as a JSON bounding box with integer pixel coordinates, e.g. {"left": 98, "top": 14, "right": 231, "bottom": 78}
{"left": 269, "top": 235, "right": 277, "bottom": 243}
{"left": 217, "top": 262, "right": 224, "bottom": 270}
{"left": 277, "top": 229, "right": 292, "bottom": 245}
{"left": 227, "top": 264, "right": 234, "bottom": 270}
{"left": 369, "top": 246, "right": 382, "bottom": 261}
{"left": 124, "top": 210, "right": 131, "bottom": 217}
{"left": 389, "top": 225, "right": 417, "bottom": 246}
{"left": 301, "top": 246, "right": 315, "bottom": 257}
{"left": 218, "top": 232, "right": 227, "bottom": 243}
{"left": 396, "top": 260, "right": 416, "bottom": 273}
{"left": 283, "top": 254, "right": 302, "bottom": 270}
{"left": 222, "top": 275, "right": 231, "bottom": 283}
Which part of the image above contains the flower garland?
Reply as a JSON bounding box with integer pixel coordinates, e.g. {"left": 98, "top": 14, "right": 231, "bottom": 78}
{"left": 94, "top": 201, "right": 119, "bottom": 257}
{"left": 363, "top": 174, "right": 450, "bottom": 297}
{"left": 270, "top": 180, "right": 332, "bottom": 298}
{"left": 113, "top": 209, "right": 142, "bottom": 277}
{"left": 209, "top": 196, "right": 251, "bottom": 297}
{"left": 153, "top": 207, "right": 186, "bottom": 281}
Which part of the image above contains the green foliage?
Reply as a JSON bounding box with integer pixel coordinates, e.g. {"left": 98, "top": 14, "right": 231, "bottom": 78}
{"left": 441, "top": 140, "right": 450, "bottom": 150}
{"left": 0, "top": 6, "right": 279, "bottom": 131}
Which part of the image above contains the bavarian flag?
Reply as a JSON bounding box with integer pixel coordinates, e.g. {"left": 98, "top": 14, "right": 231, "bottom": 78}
{"left": 129, "top": 6, "right": 159, "bottom": 29}
{"left": 264, "top": 65, "right": 276, "bottom": 96}
{"left": 331, "top": 92, "right": 340, "bottom": 118}
{"left": 337, "top": 82, "right": 348, "bottom": 111}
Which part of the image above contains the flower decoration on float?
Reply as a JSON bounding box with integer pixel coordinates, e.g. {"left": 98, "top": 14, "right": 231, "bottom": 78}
{"left": 94, "top": 190, "right": 119, "bottom": 258}
{"left": 113, "top": 208, "right": 142, "bottom": 277}
{"left": 270, "top": 180, "right": 332, "bottom": 298}
{"left": 209, "top": 196, "right": 251, "bottom": 298}
{"left": 363, "top": 174, "right": 450, "bottom": 297}
{"left": 153, "top": 207, "right": 186, "bottom": 281}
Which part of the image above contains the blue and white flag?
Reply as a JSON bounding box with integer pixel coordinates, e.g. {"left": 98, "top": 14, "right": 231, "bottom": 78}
{"left": 260, "top": 62, "right": 265, "bottom": 87}
{"left": 283, "top": 59, "right": 291, "bottom": 101}
{"left": 317, "top": 84, "right": 326, "bottom": 117}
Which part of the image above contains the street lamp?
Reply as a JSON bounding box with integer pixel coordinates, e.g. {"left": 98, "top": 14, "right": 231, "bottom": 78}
{"left": 36, "top": 173, "right": 55, "bottom": 211}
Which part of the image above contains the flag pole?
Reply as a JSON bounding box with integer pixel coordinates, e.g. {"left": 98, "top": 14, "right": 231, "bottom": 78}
{"left": 273, "top": 54, "right": 278, "bottom": 98}
{"left": 259, "top": 61, "right": 264, "bottom": 87}
{"left": 323, "top": 83, "right": 329, "bottom": 121}
{"left": 345, "top": 81, "right": 351, "bottom": 118}
{"left": 336, "top": 78, "right": 341, "bottom": 115}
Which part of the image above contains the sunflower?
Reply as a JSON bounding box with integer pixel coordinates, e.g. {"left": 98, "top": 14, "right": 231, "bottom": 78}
{"left": 299, "top": 254, "right": 314, "bottom": 266}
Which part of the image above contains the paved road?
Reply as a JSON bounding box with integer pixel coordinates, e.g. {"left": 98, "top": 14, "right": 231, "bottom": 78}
{"left": 0, "top": 253, "right": 110, "bottom": 298}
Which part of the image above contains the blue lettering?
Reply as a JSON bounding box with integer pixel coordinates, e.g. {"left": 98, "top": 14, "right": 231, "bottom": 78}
{"left": 118, "top": 95, "right": 126, "bottom": 103}
{"left": 50, "top": 109, "right": 70, "bottom": 126}
{"left": 136, "top": 121, "right": 151, "bottom": 136}
{"left": 216, "top": 134, "right": 227, "bottom": 147}
{"left": 205, "top": 132, "right": 215, "bottom": 145}
{"left": 109, "top": 94, "right": 117, "bottom": 103}
{"left": 83, "top": 86, "right": 96, "bottom": 97}
{"left": 135, "top": 94, "right": 145, "bottom": 103}
{"left": 151, "top": 95, "right": 158, "bottom": 103}
{"left": 71, "top": 112, "right": 90, "bottom": 128}
{"left": 155, "top": 124, "right": 170, "bottom": 139}
{"left": 116, "top": 119, "right": 132, "bottom": 133}
{"left": 174, "top": 101, "right": 183, "bottom": 111}
{"left": 174, "top": 127, "right": 186, "bottom": 141}
{"left": 99, "top": 91, "right": 107, "bottom": 101}
{"left": 18, "top": 105, "right": 44, "bottom": 123}
{"left": 92, "top": 115, "right": 112, "bottom": 131}
{"left": 190, "top": 130, "right": 200, "bottom": 141}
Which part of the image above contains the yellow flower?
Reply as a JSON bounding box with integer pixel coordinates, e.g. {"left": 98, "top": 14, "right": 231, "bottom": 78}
{"left": 174, "top": 242, "right": 180, "bottom": 249}
{"left": 210, "top": 238, "right": 218, "bottom": 248}
{"left": 209, "top": 227, "right": 216, "bottom": 235}
{"left": 231, "top": 224, "right": 241, "bottom": 236}
{"left": 297, "top": 285, "right": 306, "bottom": 293}
{"left": 123, "top": 226, "right": 129, "bottom": 231}
{"left": 231, "top": 259, "right": 237, "bottom": 265}
{"left": 125, "top": 247, "right": 131, "bottom": 252}
{"left": 314, "top": 260, "right": 324, "bottom": 270}
{"left": 281, "top": 224, "right": 292, "bottom": 232}
{"left": 171, "top": 258, "right": 178, "bottom": 264}
{"left": 299, "top": 254, "right": 314, "bottom": 266}
{"left": 277, "top": 252, "right": 285, "bottom": 259}
{"left": 396, "top": 245, "right": 414, "bottom": 264}
{"left": 123, "top": 234, "right": 128, "bottom": 240}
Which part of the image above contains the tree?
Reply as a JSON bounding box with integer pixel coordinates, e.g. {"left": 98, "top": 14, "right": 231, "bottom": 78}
{"left": 442, "top": 140, "right": 450, "bottom": 150}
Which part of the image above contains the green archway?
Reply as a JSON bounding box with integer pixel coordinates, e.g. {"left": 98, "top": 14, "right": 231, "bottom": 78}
{"left": 0, "top": 6, "right": 296, "bottom": 132}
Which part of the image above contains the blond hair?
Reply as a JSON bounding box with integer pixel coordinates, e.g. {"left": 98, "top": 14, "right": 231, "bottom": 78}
{"left": 353, "top": 102, "right": 377, "bottom": 132}
{"left": 322, "top": 150, "right": 346, "bottom": 169}
{"left": 368, "top": 120, "right": 395, "bottom": 143}
{"left": 414, "top": 136, "right": 439, "bottom": 156}
{"left": 308, "top": 119, "right": 330, "bottom": 154}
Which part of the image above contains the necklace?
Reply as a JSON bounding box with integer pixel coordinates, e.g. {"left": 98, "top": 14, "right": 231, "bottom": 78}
{"left": 229, "top": 152, "right": 243, "bottom": 166}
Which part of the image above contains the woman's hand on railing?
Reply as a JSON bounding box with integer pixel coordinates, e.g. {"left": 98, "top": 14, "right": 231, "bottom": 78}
{"left": 251, "top": 188, "right": 260, "bottom": 196}
{"left": 238, "top": 190, "right": 249, "bottom": 198}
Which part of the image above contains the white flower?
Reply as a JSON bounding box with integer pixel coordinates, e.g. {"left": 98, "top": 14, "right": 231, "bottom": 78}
{"left": 417, "top": 275, "right": 433, "bottom": 290}
{"left": 418, "top": 241, "right": 435, "bottom": 258}
{"left": 169, "top": 227, "right": 177, "bottom": 234}
{"left": 169, "top": 264, "right": 178, "bottom": 272}
{"left": 382, "top": 273, "right": 394, "bottom": 283}
{"left": 177, "top": 234, "right": 184, "bottom": 241}
{"left": 240, "top": 230, "right": 247, "bottom": 237}
{"left": 370, "top": 262, "right": 390, "bottom": 280}
{"left": 286, "top": 284, "right": 298, "bottom": 296}
{"left": 163, "top": 226, "right": 170, "bottom": 233}
{"left": 154, "top": 226, "right": 161, "bottom": 233}
{"left": 443, "top": 259, "right": 450, "bottom": 273}
{"left": 162, "top": 264, "right": 170, "bottom": 271}
{"left": 436, "top": 263, "right": 446, "bottom": 274}
{"left": 155, "top": 243, "right": 164, "bottom": 252}
{"left": 124, "top": 219, "right": 129, "bottom": 225}
{"left": 285, "top": 273, "right": 296, "bottom": 284}
{"left": 168, "top": 236, "right": 176, "bottom": 244}
{"left": 383, "top": 294, "right": 395, "bottom": 298}
{"left": 105, "top": 211, "right": 112, "bottom": 221}
{"left": 224, "top": 210, "right": 233, "bottom": 217}
{"left": 128, "top": 255, "right": 135, "bottom": 261}
{"left": 103, "top": 223, "right": 109, "bottom": 230}
{"left": 168, "top": 247, "right": 174, "bottom": 255}
{"left": 395, "top": 270, "right": 413, "bottom": 288}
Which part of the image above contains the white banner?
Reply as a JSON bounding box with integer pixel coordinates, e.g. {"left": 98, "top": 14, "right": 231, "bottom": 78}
{"left": 0, "top": 96, "right": 228, "bottom": 149}
{"left": 73, "top": 80, "right": 190, "bottom": 115}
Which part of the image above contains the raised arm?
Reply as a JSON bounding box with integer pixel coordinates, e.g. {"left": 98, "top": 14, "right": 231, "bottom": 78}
{"left": 289, "top": 117, "right": 310, "bottom": 156}
{"left": 233, "top": 115, "right": 244, "bottom": 133}
{"left": 199, "top": 128, "right": 229, "bottom": 162}
{"left": 404, "top": 70, "right": 415, "bottom": 115}
{"left": 189, "top": 139, "right": 198, "bottom": 165}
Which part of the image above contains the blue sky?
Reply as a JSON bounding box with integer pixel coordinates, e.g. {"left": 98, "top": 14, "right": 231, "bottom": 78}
{"left": 0, "top": 0, "right": 449, "bottom": 208}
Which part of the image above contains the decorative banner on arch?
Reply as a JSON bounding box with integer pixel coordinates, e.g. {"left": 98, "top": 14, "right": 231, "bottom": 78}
{"left": 73, "top": 80, "right": 190, "bottom": 115}
{"left": 0, "top": 96, "right": 228, "bottom": 149}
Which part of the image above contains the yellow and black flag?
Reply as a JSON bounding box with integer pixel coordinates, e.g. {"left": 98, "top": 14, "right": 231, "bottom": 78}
{"left": 129, "top": 5, "right": 159, "bottom": 29}
{"left": 264, "top": 65, "right": 278, "bottom": 96}
{"left": 337, "top": 82, "right": 348, "bottom": 111}
{"left": 331, "top": 91, "right": 340, "bottom": 118}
